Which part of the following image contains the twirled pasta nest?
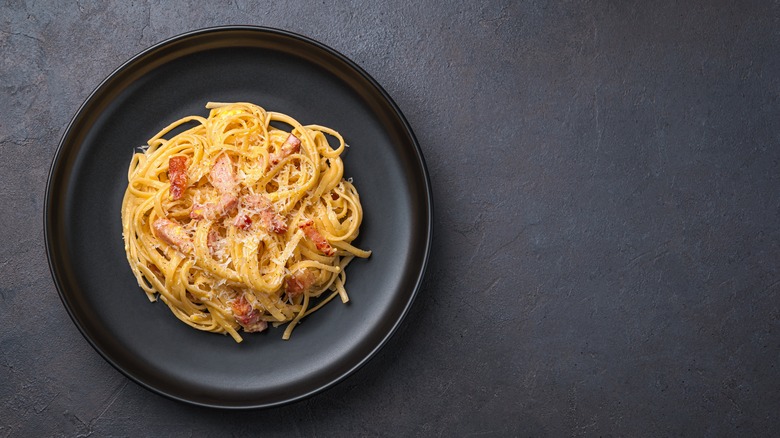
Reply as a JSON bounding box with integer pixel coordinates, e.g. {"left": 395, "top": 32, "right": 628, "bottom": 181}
{"left": 121, "top": 102, "right": 370, "bottom": 342}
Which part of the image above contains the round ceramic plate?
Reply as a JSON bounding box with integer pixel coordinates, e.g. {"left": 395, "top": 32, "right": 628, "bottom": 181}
{"left": 45, "top": 26, "right": 432, "bottom": 408}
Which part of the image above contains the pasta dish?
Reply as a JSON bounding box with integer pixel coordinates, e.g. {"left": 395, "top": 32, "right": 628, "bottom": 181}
{"left": 121, "top": 102, "right": 371, "bottom": 342}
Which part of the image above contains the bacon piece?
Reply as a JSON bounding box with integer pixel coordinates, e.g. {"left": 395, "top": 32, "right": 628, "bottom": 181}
{"left": 190, "top": 193, "right": 238, "bottom": 220}
{"left": 234, "top": 214, "right": 252, "bottom": 230}
{"left": 299, "top": 220, "right": 335, "bottom": 256}
{"left": 152, "top": 218, "right": 192, "bottom": 253}
{"left": 168, "top": 156, "right": 189, "bottom": 200}
{"left": 284, "top": 269, "right": 316, "bottom": 297}
{"left": 258, "top": 203, "right": 287, "bottom": 234}
{"left": 231, "top": 295, "right": 268, "bottom": 333}
{"left": 281, "top": 133, "right": 301, "bottom": 155}
{"left": 243, "top": 194, "right": 287, "bottom": 233}
{"left": 208, "top": 153, "right": 237, "bottom": 194}
{"left": 269, "top": 134, "right": 301, "bottom": 167}
{"left": 190, "top": 204, "right": 207, "bottom": 220}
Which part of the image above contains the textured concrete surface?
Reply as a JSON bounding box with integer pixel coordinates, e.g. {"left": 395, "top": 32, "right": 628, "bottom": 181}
{"left": 2, "top": 1, "right": 780, "bottom": 436}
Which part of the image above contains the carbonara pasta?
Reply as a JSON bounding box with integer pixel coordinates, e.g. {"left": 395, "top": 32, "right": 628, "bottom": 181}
{"left": 121, "top": 102, "right": 371, "bottom": 342}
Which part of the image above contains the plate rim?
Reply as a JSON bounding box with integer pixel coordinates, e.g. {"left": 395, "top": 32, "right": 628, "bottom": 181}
{"left": 44, "top": 25, "right": 433, "bottom": 409}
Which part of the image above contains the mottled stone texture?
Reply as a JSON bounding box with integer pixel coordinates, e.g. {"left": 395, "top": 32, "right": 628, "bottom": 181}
{"left": 2, "top": 1, "right": 779, "bottom": 436}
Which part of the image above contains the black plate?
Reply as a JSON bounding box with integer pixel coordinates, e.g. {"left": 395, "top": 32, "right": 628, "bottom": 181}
{"left": 45, "top": 26, "right": 432, "bottom": 409}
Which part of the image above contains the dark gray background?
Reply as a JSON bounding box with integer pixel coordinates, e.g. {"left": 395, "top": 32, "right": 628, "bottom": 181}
{"left": 2, "top": 1, "right": 779, "bottom": 436}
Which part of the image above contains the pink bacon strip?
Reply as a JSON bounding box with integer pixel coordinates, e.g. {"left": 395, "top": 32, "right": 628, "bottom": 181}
{"left": 284, "top": 269, "right": 316, "bottom": 298}
{"left": 152, "top": 218, "right": 192, "bottom": 253}
{"left": 230, "top": 295, "right": 268, "bottom": 333}
{"left": 269, "top": 134, "right": 301, "bottom": 167}
{"left": 208, "top": 153, "right": 237, "bottom": 194}
{"left": 299, "top": 220, "right": 335, "bottom": 256}
{"left": 190, "top": 193, "right": 238, "bottom": 220}
{"left": 168, "top": 156, "right": 189, "bottom": 200}
{"left": 235, "top": 194, "right": 287, "bottom": 233}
